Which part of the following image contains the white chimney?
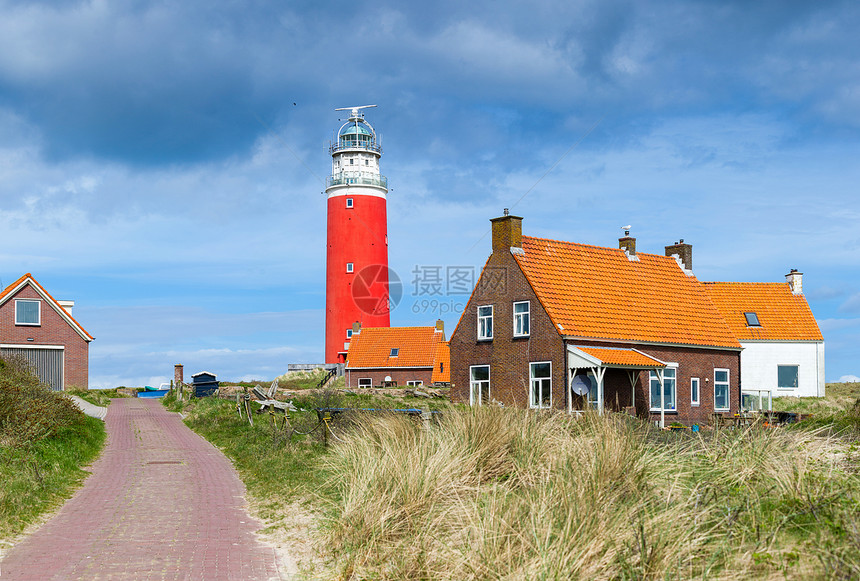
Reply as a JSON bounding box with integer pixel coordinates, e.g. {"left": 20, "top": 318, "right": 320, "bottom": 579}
{"left": 785, "top": 269, "right": 803, "bottom": 295}
{"left": 58, "top": 300, "right": 75, "bottom": 315}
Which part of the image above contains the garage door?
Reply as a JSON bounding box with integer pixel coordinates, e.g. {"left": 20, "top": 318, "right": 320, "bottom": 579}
{"left": 1, "top": 347, "right": 65, "bottom": 391}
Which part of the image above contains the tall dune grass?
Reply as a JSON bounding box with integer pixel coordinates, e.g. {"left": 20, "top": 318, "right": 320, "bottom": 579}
{"left": 321, "top": 407, "right": 860, "bottom": 580}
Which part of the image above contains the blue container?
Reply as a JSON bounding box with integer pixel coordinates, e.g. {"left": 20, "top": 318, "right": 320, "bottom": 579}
{"left": 137, "top": 389, "right": 169, "bottom": 398}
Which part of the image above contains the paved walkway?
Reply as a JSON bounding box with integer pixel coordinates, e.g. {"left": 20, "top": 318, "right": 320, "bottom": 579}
{"left": 0, "top": 398, "right": 284, "bottom": 580}
{"left": 68, "top": 394, "right": 108, "bottom": 420}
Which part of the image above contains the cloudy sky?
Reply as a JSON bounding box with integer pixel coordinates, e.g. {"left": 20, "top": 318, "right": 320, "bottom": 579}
{"left": 0, "top": 0, "right": 858, "bottom": 387}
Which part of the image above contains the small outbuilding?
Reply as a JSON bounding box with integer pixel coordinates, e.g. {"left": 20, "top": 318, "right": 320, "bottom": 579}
{"left": 191, "top": 371, "right": 218, "bottom": 397}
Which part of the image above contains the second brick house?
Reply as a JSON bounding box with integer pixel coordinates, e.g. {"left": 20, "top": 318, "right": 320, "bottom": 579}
{"left": 450, "top": 214, "right": 742, "bottom": 426}
{"left": 0, "top": 273, "right": 94, "bottom": 391}
{"left": 345, "top": 322, "right": 449, "bottom": 388}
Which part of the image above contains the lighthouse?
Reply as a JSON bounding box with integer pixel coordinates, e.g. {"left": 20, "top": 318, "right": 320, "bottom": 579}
{"left": 324, "top": 105, "right": 391, "bottom": 363}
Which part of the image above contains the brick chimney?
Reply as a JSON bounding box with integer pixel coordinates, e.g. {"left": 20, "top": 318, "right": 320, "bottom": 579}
{"left": 786, "top": 269, "right": 803, "bottom": 294}
{"left": 352, "top": 321, "right": 362, "bottom": 334}
{"left": 618, "top": 228, "right": 636, "bottom": 256}
{"left": 490, "top": 210, "right": 522, "bottom": 254}
{"left": 665, "top": 239, "right": 693, "bottom": 271}
{"left": 174, "top": 364, "right": 184, "bottom": 387}
{"left": 435, "top": 319, "right": 444, "bottom": 333}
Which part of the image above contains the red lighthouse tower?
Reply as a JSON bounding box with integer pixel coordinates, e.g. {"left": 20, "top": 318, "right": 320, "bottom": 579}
{"left": 325, "top": 105, "right": 390, "bottom": 363}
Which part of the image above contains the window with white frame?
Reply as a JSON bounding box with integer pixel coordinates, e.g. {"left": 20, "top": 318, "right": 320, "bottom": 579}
{"left": 15, "top": 299, "right": 40, "bottom": 326}
{"left": 470, "top": 365, "right": 490, "bottom": 405}
{"left": 714, "top": 369, "right": 730, "bottom": 411}
{"left": 358, "top": 378, "right": 372, "bottom": 388}
{"left": 346, "top": 262, "right": 354, "bottom": 273}
{"left": 406, "top": 380, "right": 423, "bottom": 387}
{"left": 346, "top": 329, "right": 353, "bottom": 339}
{"left": 777, "top": 365, "right": 799, "bottom": 389}
{"left": 513, "top": 301, "right": 530, "bottom": 337}
{"left": 690, "top": 377, "right": 700, "bottom": 406}
{"left": 529, "top": 362, "right": 552, "bottom": 408}
{"left": 477, "top": 305, "right": 493, "bottom": 340}
{"left": 346, "top": 198, "right": 354, "bottom": 208}
{"left": 649, "top": 367, "right": 677, "bottom": 412}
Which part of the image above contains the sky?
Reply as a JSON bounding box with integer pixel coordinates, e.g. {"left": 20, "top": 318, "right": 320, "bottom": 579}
{"left": 0, "top": 0, "right": 858, "bottom": 387}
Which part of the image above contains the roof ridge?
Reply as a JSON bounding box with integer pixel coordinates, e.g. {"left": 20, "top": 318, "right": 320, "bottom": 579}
{"left": 522, "top": 235, "right": 674, "bottom": 260}
{"left": 358, "top": 325, "right": 437, "bottom": 331}
{"left": 703, "top": 281, "right": 789, "bottom": 286}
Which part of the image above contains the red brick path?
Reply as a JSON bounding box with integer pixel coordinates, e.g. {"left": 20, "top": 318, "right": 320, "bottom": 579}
{"left": 0, "top": 398, "right": 284, "bottom": 580}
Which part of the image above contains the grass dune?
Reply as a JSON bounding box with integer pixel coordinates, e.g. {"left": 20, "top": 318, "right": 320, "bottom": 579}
{"left": 322, "top": 407, "right": 860, "bottom": 580}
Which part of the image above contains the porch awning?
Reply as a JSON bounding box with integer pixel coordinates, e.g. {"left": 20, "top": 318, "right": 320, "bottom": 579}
{"left": 567, "top": 345, "right": 666, "bottom": 369}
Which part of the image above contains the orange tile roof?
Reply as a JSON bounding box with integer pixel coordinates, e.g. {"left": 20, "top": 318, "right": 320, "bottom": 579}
{"left": 514, "top": 237, "right": 740, "bottom": 349}
{"left": 575, "top": 346, "right": 666, "bottom": 368}
{"left": 346, "top": 326, "right": 445, "bottom": 369}
{"left": 431, "top": 341, "right": 450, "bottom": 383}
{"left": 702, "top": 282, "right": 823, "bottom": 341}
{"left": 0, "top": 273, "right": 94, "bottom": 341}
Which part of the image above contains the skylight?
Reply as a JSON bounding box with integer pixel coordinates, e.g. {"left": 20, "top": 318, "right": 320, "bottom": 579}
{"left": 390, "top": 348, "right": 399, "bottom": 357}
{"left": 744, "top": 312, "right": 761, "bottom": 327}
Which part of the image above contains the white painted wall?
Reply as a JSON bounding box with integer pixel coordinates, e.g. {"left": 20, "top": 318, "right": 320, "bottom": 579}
{"left": 740, "top": 341, "right": 825, "bottom": 398}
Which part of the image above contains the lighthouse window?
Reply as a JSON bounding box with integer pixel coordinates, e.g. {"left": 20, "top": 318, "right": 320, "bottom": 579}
{"left": 350, "top": 158, "right": 354, "bottom": 165}
{"left": 346, "top": 198, "right": 353, "bottom": 208}
{"left": 346, "top": 262, "right": 354, "bottom": 273}
{"left": 365, "top": 159, "right": 369, "bottom": 166}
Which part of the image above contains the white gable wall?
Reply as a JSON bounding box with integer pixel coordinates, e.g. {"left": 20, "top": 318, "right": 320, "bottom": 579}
{"left": 740, "top": 341, "right": 825, "bottom": 398}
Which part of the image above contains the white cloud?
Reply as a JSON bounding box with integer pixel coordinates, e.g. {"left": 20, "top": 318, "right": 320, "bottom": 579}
{"left": 838, "top": 375, "right": 860, "bottom": 383}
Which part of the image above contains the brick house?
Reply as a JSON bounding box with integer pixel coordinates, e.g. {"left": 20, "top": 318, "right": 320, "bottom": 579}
{"left": 0, "top": 273, "right": 94, "bottom": 391}
{"left": 703, "top": 274, "right": 824, "bottom": 401}
{"left": 449, "top": 215, "right": 742, "bottom": 427}
{"left": 345, "top": 322, "right": 449, "bottom": 388}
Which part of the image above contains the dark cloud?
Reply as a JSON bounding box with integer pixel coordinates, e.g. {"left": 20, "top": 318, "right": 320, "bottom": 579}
{"left": 0, "top": 0, "right": 856, "bottom": 174}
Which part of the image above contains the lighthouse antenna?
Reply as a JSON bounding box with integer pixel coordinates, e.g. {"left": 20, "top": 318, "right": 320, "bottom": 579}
{"left": 335, "top": 104, "right": 378, "bottom": 118}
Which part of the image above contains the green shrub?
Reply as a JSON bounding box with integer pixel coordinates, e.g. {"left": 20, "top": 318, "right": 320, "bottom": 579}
{"left": 0, "top": 356, "right": 85, "bottom": 448}
{"left": 0, "top": 356, "right": 105, "bottom": 539}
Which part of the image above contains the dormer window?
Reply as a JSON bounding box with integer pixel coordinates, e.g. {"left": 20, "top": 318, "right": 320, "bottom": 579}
{"left": 744, "top": 312, "right": 760, "bottom": 327}
{"left": 390, "top": 348, "right": 399, "bottom": 357}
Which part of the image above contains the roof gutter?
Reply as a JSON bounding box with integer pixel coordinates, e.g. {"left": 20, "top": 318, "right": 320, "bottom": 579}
{"left": 561, "top": 335, "right": 743, "bottom": 352}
